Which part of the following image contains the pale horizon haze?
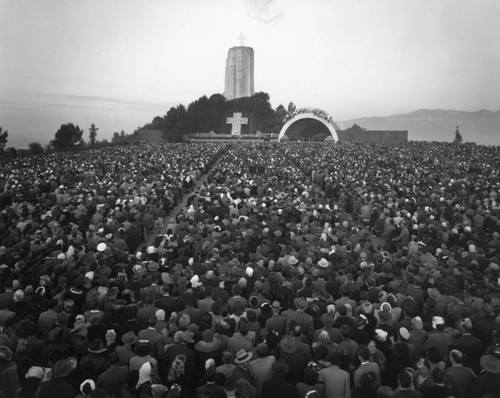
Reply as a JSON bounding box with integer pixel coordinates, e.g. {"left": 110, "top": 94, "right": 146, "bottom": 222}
{"left": 1, "top": 0, "right": 499, "bottom": 148}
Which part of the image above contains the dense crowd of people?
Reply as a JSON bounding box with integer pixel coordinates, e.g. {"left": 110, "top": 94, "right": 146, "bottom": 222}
{"left": 0, "top": 141, "right": 499, "bottom": 398}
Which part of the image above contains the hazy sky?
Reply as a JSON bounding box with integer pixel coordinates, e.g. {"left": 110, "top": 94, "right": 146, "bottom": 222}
{"left": 1, "top": 0, "right": 499, "bottom": 148}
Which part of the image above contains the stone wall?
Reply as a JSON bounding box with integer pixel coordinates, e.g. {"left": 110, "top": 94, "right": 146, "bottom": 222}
{"left": 337, "top": 130, "right": 408, "bottom": 143}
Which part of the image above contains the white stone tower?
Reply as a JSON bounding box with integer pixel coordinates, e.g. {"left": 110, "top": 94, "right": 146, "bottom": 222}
{"left": 224, "top": 36, "right": 254, "bottom": 100}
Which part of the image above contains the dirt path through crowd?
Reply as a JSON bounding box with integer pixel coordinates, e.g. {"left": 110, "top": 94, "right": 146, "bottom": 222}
{"left": 143, "top": 156, "right": 223, "bottom": 246}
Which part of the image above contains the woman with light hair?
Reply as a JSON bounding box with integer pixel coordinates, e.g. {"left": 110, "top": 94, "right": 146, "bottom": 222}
{"left": 312, "top": 330, "right": 335, "bottom": 353}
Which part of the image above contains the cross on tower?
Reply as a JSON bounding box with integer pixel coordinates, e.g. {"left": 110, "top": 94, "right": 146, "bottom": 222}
{"left": 226, "top": 112, "right": 248, "bottom": 135}
{"left": 238, "top": 33, "right": 246, "bottom": 46}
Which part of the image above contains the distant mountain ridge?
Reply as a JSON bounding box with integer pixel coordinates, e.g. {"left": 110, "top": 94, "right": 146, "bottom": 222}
{"left": 339, "top": 109, "right": 500, "bottom": 145}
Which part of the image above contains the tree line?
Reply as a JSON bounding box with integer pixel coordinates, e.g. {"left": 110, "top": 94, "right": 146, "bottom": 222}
{"left": 138, "top": 92, "right": 290, "bottom": 141}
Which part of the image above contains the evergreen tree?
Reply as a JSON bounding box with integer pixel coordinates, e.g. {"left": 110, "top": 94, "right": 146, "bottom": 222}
{"left": 0, "top": 127, "right": 8, "bottom": 151}
{"left": 89, "top": 123, "right": 99, "bottom": 147}
{"left": 453, "top": 125, "right": 463, "bottom": 143}
{"left": 51, "top": 123, "right": 84, "bottom": 149}
{"left": 29, "top": 142, "right": 44, "bottom": 154}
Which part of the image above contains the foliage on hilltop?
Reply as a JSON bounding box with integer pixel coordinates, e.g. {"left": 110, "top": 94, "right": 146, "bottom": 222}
{"left": 51, "top": 123, "right": 84, "bottom": 149}
{"left": 137, "top": 92, "right": 289, "bottom": 142}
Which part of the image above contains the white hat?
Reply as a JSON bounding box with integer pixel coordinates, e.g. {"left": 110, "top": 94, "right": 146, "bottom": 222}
{"left": 317, "top": 258, "right": 329, "bottom": 268}
{"left": 190, "top": 275, "right": 201, "bottom": 288}
{"left": 375, "top": 329, "right": 388, "bottom": 342}
{"left": 327, "top": 304, "right": 336, "bottom": 314}
{"left": 97, "top": 242, "right": 107, "bottom": 252}
{"left": 80, "top": 379, "right": 96, "bottom": 395}
{"left": 156, "top": 309, "right": 165, "bottom": 321}
{"left": 432, "top": 316, "right": 445, "bottom": 329}
{"left": 13, "top": 289, "right": 24, "bottom": 302}
{"left": 412, "top": 316, "right": 423, "bottom": 330}
{"left": 246, "top": 267, "right": 254, "bottom": 277}
{"left": 25, "top": 366, "right": 44, "bottom": 379}
{"left": 399, "top": 327, "right": 410, "bottom": 340}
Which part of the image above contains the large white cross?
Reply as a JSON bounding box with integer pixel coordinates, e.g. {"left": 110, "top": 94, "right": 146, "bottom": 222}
{"left": 238, "top": 33, "right": 246, "bottom": 46}
{"left": 226, "top": 112, "right": 248, "bottom": 135}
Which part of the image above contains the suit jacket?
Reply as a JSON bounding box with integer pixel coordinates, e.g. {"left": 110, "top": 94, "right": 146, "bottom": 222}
{"left": 138, "top": 327, "right": 164, "bottom": 357}
{"left": 96, "top": 364, "right": 129, "bottom": 395}
{"left": 286, "top": 310, "right": 315, "bottom": 341}
{"left": 155, "top": 295, "right": 177, "bottom": 318}
{"left": 80, "top": 353, "right": 109, "bottom": 381}
{"left": 353, "top": 361, "right": 380, "bottom": 387}
{"left": 282, "top": 352, "right": 307, "bottom": 385}
{"left": 262, "top": 377, "right": 298, "bottom": 398}
{"left": 115, "top": 344, "right": 135, "bottom": 367}
{"left": 196, "top": 383, "right": 227, "bottom": 398}
{"left": 266, "top": 314, "right": 287, "bottom": 337}
{"left": 37, "top": 378, "right": 75, "bottom": 398}
{"left": 424, "top": 331, "right": 453, "bottom": 360}
{"left": 227, "top": 332, "right": 253, "bottom": 355}
{"left": 472, "top": 372, "right": 500, "bottom": 398}
{"left": 319, "top": 365, "right": 351, "bottom": 398}
{"left": 136, "top": 305, "right": 160, "bottom": 328}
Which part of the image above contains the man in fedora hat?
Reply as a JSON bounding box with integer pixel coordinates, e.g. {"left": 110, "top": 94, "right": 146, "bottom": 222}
{"left": 261, "top": 359, "right": 296, "bottom": 398}
{"left": 232, "top": 349, "right": 255, "bottom": 384}
{"left": 287, "top": 296, "right": 314, "bottom": 342}
{"left": 80, "top": 338, "right": 109, "bottom": 381}
{"left": 265, "top": 300, "right": 287, "bottom": 338}
{"left": 116, "top": 330, "right": 137, "bottom": 366}
{"left": 280, "top": 325, "right": 310, "bottom": 384}
{"left": 474, "top": 345, "right": 500, "bottom": 397}
{"left": 37, "top": 356, "right": 77, "bottom": 398}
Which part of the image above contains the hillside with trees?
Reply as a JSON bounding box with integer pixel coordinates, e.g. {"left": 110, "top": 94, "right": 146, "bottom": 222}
{"left": 137, "top": 92, "right": 289, "bottom": 142}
